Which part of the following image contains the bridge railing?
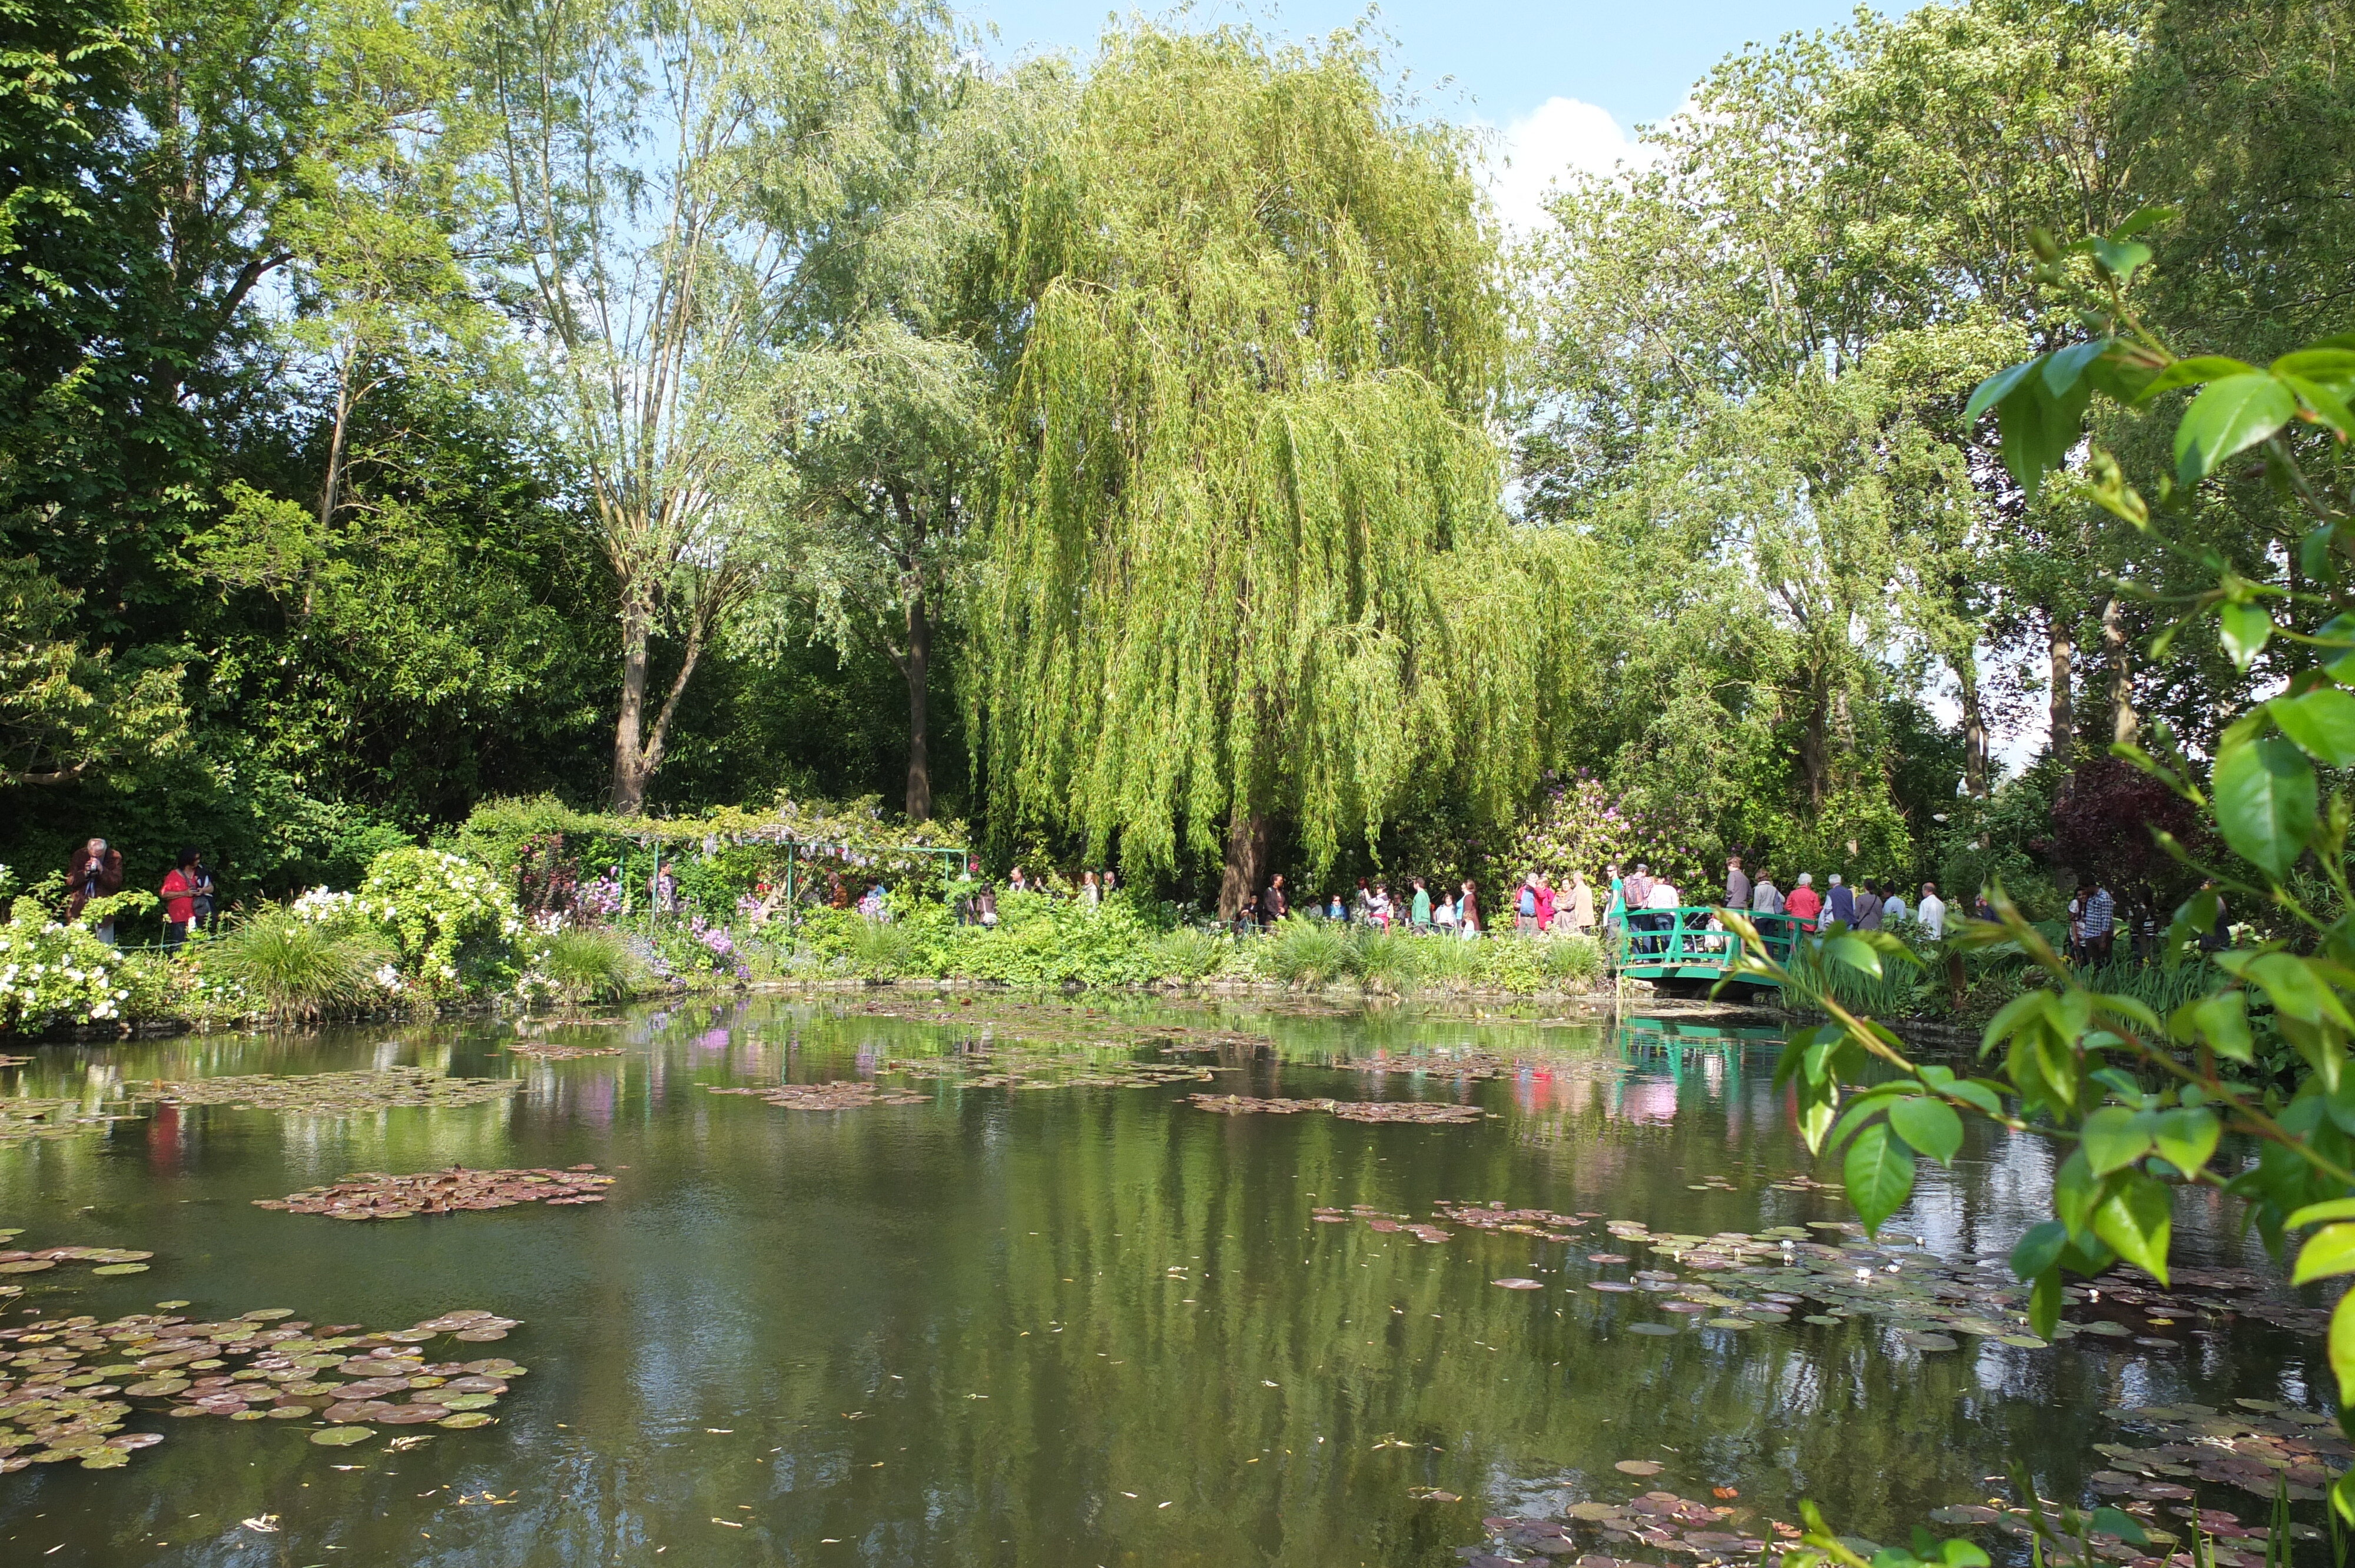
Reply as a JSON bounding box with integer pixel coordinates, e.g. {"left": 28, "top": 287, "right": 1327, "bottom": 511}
{"left": 1614, "top": 906, "right": 1807, "bottom": 976}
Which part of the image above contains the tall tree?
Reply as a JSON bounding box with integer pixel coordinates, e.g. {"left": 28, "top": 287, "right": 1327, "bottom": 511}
{"left": 469, "top": 0, "right": 933, "bottom": 813}
{"left": 760, "top": 54, "right": 1066, "bottom": 821}
{"left": 975, "top": 26, "right": 1537, "bottom": 909}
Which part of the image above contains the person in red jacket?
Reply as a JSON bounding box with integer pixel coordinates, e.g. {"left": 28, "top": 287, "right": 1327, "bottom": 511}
{"left": 161, "top": 846, "right": 203, "bottom": 950}
{"left": 1783, "top": 872, "right": 1823, "bottom": 931}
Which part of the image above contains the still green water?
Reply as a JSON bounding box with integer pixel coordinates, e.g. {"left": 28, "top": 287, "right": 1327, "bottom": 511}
{"left": 0, "top": 996, "right": 2315, "bottom": 1566}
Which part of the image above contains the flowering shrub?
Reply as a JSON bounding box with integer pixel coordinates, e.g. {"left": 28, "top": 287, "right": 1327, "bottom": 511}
{"left": 0, "top": 909, "right": 135, "bottom": 1032}
{"left": 340, "top": 848, "right": 527, "bottom": 995}
{"left": 1482, "top": 774, "right": 1707, "bottom": 897}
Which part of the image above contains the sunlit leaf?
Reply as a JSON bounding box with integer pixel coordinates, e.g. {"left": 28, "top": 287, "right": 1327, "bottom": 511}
{"left": 2293, "top": 1222, "right": 2355, "bottom": 1285}
{"left": 2133, "top": 354, "right": 2258, "bottom": 403}
{"left": 2089, "top": 1172, "right": 2172, "bottom": 1284}
{"left": 2218, "top": 602, "right": 2274, "bottom": 671}
{"left": 2210, "top": 738, "right": 2316, "bottom": 876}
{"left": 2270, "top": 686, "right": 2355, "bottom": 767}
{"left": 1963, "top": 357, "right": 2042, "bottom": 422}
{"left": 2079, "top": 1105, "right": 2153, "bottom": 1177}
{"left": 2174, "top": 373, "right": 2295, "bottom": 484}
{"left": 1843, "top": 1122, "right": 1915, "bottom": 1235}
{"left": 1888, "top": 1095, "right": 1962, "bottom": 1166}
{"left": 2150, "top": 1108, "right": 2219, "bottom": 1176}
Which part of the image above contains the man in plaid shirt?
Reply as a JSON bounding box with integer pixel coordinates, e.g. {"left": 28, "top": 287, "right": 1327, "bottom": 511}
{"left": 2082, "top": 882, "right": 2117, "bottom": 962}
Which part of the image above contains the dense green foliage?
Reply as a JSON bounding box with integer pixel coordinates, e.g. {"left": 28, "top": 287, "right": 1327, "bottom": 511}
{"left": 2, "top": 0, "right": 2351, "bottom": 941}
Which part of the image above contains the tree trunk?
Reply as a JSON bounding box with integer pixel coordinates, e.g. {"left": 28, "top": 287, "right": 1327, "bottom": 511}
{"left": 1955, "top": 651, "right": 1989, "bottom": 798}
{"left": 1798, "top": 669, "right": 1830, "bottom": 811}
{"left": 2102, "top": 595, "right": 2137, "bottom": 746}
{"left": 902, "top": 589, "right": 932, "bottom": 821}
{"left": 2046, "top": 609, "right": 2074, "bottom": 768}
{"left": 1216, "top": 808, "right": 1269, "bottom": 921}
{"left": 610, "top": 573, "right": 721, "bottom": 816}
{"left": 612, "top": 589, "right": 654, "bottom": 815}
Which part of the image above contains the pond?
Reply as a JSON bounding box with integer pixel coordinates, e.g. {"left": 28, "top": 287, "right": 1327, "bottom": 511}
{"left": 0, "top": 995, "right": 2331, "bottom": 1567}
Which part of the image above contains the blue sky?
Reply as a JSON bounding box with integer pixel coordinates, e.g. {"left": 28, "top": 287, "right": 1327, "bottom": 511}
{"left": 967, "top": 1, "right": 1882, "bottom": 224}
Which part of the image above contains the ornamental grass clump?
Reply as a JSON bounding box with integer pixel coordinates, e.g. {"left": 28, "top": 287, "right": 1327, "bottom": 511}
{"left": 533, "top": 926, "right": 646, "bottom": 1004}
{"left": 1262, "top": 918, "right": 1358, "bottom": 987}
{"left": 1354, "top": 929, "right": 1424, "bottom": 994}
{"left": 1147, "top": 926, "right": 1228, "bottom": 982}
{"left": 847, "top": 919, "right": 917, "bottom": 979}
{"left": 203, "top": 908, "right": 394, "bottom": 1024}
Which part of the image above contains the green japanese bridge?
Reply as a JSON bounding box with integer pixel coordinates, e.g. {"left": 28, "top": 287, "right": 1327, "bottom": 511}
{"left": 1613, "top": 908, "right": 1807, "bottom": 996}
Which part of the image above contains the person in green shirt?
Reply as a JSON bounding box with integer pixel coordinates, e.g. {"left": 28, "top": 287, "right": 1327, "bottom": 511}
{"left": 1409, "top": 877, "right": 1432, "bottom": 931}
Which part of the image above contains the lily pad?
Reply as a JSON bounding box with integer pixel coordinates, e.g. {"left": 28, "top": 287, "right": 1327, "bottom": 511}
{"left": 1627, "top": 1323, "right": 1680, "bottom": 1336}
{"left": 1613, "top": 1460, "right": 1663, "bottom": 1476}
{"left": 257, "top": 1165, "right": 616, "bottom": 1221}
{"left": 310, "top": 1427, "right": 376, "bottom": 1447}
{"left": 91, "top": 1263, "right": 150, "bottom": 1275}
{"left": 1491, "top": 1278, "right": 1545, "bottom": 1290}
{"left": 436, "top": 1412, "right": 493, "bottom": 1429}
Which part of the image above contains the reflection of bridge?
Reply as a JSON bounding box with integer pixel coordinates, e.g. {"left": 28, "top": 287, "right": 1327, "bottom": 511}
{"left": 1614, "top": 908, "right": 1805, "bottom": 996}
{"left": 1617, "top": 1016, "right": 1785, "bottom": 1087}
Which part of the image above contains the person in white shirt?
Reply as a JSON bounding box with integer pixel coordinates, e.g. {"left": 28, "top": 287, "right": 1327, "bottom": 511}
{"left": 1640, "top": 878, "right": 1681, "bottom": 955}
{"left": 1883, "top": 888, "right": 1908, "bottom": 926}
{"left": 1751, "top": 875, "right": 1783, "bottom": 915}
{"left": 1916, "top": 883, "right": 1947, "bottom": 940}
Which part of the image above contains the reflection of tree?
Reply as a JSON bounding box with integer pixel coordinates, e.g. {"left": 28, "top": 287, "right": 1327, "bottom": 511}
{"left": 0, "top": 1002, "right": 2298, "bottom": 1561}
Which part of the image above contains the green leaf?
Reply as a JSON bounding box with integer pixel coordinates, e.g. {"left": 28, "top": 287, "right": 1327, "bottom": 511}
{"left": 2293, "top": 1222, "right": 2355, "bottom": 1285}
{"left": 2090, "top": 1172, "right": 2172, "bottom": 1284}
{"left": 1797, "top": 1091, "right": 1836, "bottom": 1154}
{"left": 2273, "top": 348, "right": 2355, "bottom": 384}
{"left": 2110, "top": 203, "right": 2180, "bottom": 240}
{"left": 2080, "top": 1105, "right": 2154, "bottom": 1176}
{"left": 2218, "top": 601, "right": 2274, "bottom": 671}
{"left": 2245, "top": 952, "right": 2355, "bottom": 1029}
{"left": 2088, "top": 1507, "right": 2149, "bottom": 1548}
{"left": 2175, "top": 373, "right": 2296, "bottom": 484}
{"left": 2010, "top": 1220, "right": 2067, "bottom": 1280}
{"left": 2042, "top": 338, "right": 2112, "bottom": 397}
{"left": 2028, "top": 1268, "right": 2062, "bottom": 1339}
{"left": 2134, "top": 354, "right": 2258, "bottom": 403}
{"left": 2333, "top": 1460, "right": 2355, "bottom": 1527}
{"left": 2288, "top": 1198, "right": 2355, "bottom": 1228}
{"left": 2273, "top": 686, "right": 2355, "bottom": 766}
{"left": 1942, "top": 1079, "right": 2003, "bottom": 1117}
{"left": 1889, "top": 1096, "right": 1963, "bottom": 1166}
{"left": 2210, "top": 737, "right": 2316, "bottom": 876}
{"left": 1965, "top": 357, "right": 2042, "bottom": 423}
{"left": 1936, "top": 1540, "right": 1991, "bottom": 1568}
{"left": 2150, "top": 1108, "right": 2220, "bottom": 1176}
{"left": 2318, "top": 613, "right": 2355, "bottom": 685}
{"left": 1996, "top": 384, "right": 2057, "bottom": 496}
{"left": 2280, "top": 372, "right": 2355, "bottom": 438}
{"left": 1825, "top": 934, "right": 1882, "bottom": 978}
{"left": 2052, "top": 1148, "right": 2102, "bottom": 1236}
{"left": 2088, "top": 237, "right": 2151, "bottom": 285}
{"left": 1843, "top": 1122, "right": 1916, "bottom": 1235}
{"left": 1982, "top": 989, "right": 2054, "bottom": 1053}
{"left": 2180, "top": 989, "right": 2252, "bottom": 1062}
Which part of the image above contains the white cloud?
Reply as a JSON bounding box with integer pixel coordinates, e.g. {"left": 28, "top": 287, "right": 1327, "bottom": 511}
{"left": 1477, "top": 96, "right": 1652, "bottom": 234}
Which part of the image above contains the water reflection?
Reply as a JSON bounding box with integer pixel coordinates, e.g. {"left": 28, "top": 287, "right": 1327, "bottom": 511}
{"left": 0, "top": 998, "right": 2315, "bottom": 1568}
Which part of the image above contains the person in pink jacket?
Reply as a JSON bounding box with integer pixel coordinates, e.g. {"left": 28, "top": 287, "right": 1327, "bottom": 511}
{"left": 1783, "top": 873, "right": 1823, "bottom": 931}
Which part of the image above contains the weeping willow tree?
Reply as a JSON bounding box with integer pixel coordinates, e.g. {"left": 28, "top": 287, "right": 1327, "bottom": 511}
{"left": 976, "top": 26, "right": 1538, "bottom": 912}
